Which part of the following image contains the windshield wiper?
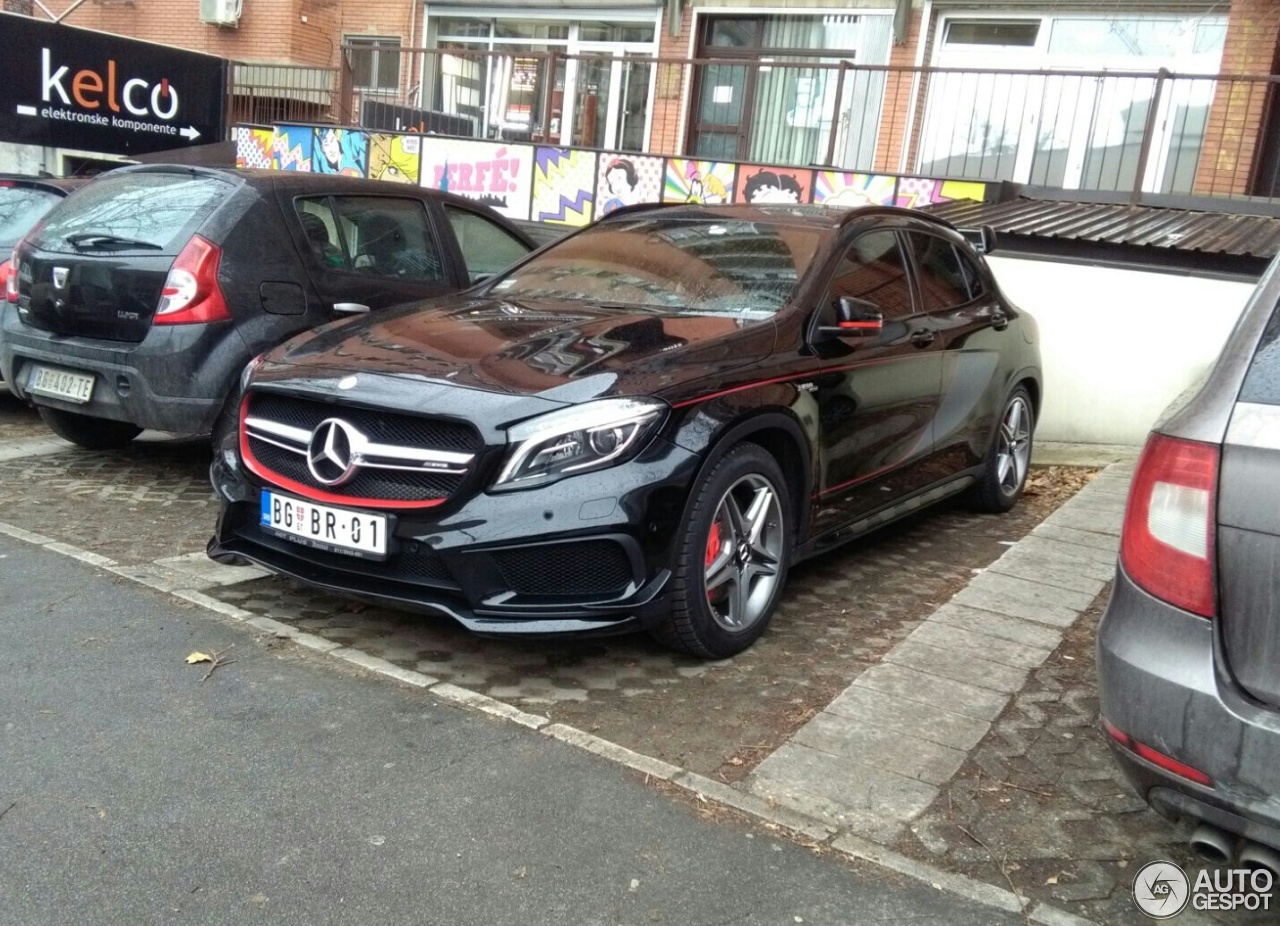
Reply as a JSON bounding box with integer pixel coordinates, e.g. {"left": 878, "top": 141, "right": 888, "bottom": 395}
{"left": 64, "top": 232, "right": 163, "bottom": 251}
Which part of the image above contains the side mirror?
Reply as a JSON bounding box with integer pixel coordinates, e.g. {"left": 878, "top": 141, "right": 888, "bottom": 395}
{"left": 819, "top": 296, "right": 883, "bottom": 338}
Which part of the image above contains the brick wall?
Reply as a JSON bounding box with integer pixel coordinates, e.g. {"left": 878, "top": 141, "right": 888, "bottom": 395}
{"left": 871, "top": 8, "right": 922, "bottom": 174}
{"left": 648, "top": 4, "right": 694, "bottom": 156}
{"left": 60, "top": 0, "right": 410, "bottom": 69}
{"left": 1194, "top": 0, "right": 1280, "bottom": 195}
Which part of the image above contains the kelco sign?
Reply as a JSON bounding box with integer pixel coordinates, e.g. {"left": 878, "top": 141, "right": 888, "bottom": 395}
{"left": 0, "top": 13, "right": 226, "bottom": 156}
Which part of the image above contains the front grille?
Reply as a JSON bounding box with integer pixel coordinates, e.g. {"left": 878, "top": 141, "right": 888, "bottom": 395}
{"left": 245, "top": 392, "right": 481, "bottom": 503}
{"left": 250, "top": 393, "right": 480, "bottom": 451}
{"left": 492, "top": 540, "right": 634, "bottom": 597}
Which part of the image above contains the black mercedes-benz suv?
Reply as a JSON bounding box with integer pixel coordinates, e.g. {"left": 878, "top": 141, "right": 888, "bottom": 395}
{"left": 209, "top": 203, "right": 1042, "bottom": 657}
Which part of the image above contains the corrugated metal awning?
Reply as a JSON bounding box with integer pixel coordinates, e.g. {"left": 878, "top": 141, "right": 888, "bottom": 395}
{"left": 927, "top": 197, "right": 1280, "bottom": 261}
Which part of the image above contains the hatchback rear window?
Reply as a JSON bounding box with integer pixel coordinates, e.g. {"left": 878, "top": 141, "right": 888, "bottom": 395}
{"left": 31, "top": 171, "right": 233, "bottom": 254}
{"left": 1239, "top": 301, "right": 1280, "bottom": 406}
{"left": 488, "top": 215, "right": 824, "bottom": 318}
{"left": 0, "top": 186, "right": 62, "bottom": 248}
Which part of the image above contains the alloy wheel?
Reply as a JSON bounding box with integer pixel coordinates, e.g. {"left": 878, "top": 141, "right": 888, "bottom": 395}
{"left": 996, "top": 395, "right": 1032, "bottom": 496}
{"left": 702, "top": 473, "right": 784, "bottom": 633}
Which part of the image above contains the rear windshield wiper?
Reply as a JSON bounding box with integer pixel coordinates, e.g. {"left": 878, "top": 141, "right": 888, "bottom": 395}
{"left": 64, "top": 232, "right": 163, "bottom": 251}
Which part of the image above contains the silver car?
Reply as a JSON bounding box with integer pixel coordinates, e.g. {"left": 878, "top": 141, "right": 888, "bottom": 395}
{"left": 1098, "top": 257, "right": 1280, "bottom": 874}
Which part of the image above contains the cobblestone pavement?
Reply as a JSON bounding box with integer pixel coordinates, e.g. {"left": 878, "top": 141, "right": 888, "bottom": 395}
{"left": 897, "top": 592, "right": 1270, "bottom": 926}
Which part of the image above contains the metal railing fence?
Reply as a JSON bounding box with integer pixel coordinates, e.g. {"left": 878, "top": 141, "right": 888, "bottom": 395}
{"left": 228, "top": 46, "right": 1280, "bottom": 203}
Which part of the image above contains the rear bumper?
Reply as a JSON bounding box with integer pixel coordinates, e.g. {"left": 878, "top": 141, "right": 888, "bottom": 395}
{"left": 1097, "top": 568, "right": 1280, "bottom": 850}
{"left": 0, "top": 304, "right": 248, "bottom": 433}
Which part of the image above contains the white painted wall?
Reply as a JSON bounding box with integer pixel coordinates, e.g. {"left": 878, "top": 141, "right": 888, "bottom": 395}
{"left": 987, "top": 254, "right": 1258, "bottom": 445}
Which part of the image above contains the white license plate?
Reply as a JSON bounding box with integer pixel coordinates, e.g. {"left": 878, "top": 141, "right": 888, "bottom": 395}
{"left": 260, "top": 490, "right": 388, "bottom": 559}
{"left": 27, "top": 364, "right": 94, "bottom": 404}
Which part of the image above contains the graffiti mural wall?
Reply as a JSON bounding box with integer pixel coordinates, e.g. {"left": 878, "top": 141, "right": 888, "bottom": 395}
{"left": 236, "top": 126, "right": 275, "bottom": 169}
{"left": 419, "top": 138, "right": 535, "bottom": 220}
{"left": 313, "top": 127, "right": 369, "bottom": 176}
{"left": 664, "top": 159, "right": 737, "bottom": 204}
{"left": 533, "top": 148, "right": 598, "bottom": 226}
{"left": 237, "top": 124, "right": 992, "bottom": 221}
{"left": 273, "top": 125, "right": 314, "bottom": 172}
{"left": 596, "top": 154, "right": 664, "bottom": 215}
{"left": 368, "top": 134, "right": 421, "bottom": 184}
{"left": 813, "top": 171, "right": 896, "bottom": 207}
{"left": 736, "top": 166, "right": 814, "bottom": 205}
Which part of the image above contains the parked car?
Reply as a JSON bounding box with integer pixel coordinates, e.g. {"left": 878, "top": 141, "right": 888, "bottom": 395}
{"left": 0, "top": 174, "right": 86, "bottom": 382}
{"left": 1098, "top": 257, "right": 1280, "bottom": 870}
{"left": 0, "top": 164, "right": 535, "bottom": 447}
{"left": 209, "top": 203, "right": 1040, "bottom": 657}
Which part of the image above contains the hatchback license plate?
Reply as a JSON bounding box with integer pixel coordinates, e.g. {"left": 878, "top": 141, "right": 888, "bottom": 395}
{"left": 260, "top": 490, "right": 388, "bottom": 559}
{"left": 27, "top": 365, "right": 94, "bottom": 404}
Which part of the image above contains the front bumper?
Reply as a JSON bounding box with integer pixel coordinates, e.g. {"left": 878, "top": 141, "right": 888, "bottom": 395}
{"left": 208, "top": 437, "right": 700, "bottom": 637}
{"left": 1097, "top": 568, "right": 1280, "bottom": 850}
{"left": 0, "top": 304, "right": 248, "bottom": 433}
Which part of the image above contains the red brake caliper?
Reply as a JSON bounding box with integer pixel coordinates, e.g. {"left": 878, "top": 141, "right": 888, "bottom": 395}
{"left": 705, "top": 522, "right": 722, "bottom": 598}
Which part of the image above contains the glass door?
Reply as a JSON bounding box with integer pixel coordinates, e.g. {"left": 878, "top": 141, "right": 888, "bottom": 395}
{"left": 563, "top": 43, "right": 652, "bottom": 151}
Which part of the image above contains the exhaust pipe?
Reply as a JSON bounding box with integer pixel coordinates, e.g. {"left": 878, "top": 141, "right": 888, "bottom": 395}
{"left": 1239, "top": 841, "right": 1280, "bottom": 878}
{"left": 1189, "top": 823, "right": 1235, "bottom": 863}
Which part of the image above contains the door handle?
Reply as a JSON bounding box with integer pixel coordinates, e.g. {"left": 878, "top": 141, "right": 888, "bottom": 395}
{"left": 910, "top": 329, "right": 935, "bottom": 348}
{"left": 334, "top": 302, "right": 370, "bottom": 315}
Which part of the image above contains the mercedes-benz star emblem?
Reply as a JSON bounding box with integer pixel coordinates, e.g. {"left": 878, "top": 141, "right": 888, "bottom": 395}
{"left": 306, "top": 418, "right": 359, "bottom": 486}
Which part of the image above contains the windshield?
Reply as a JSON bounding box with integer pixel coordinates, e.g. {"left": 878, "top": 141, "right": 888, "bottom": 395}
{"left": 487, "top": 215, "right": 825, "bottom": 319}
{"left": 0, "top": 186, "right": 61, "bottom": 249}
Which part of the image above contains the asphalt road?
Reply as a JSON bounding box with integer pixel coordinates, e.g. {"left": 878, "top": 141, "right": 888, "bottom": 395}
{"left": 0, "top": 534, "right": 1029, "bottom": 926}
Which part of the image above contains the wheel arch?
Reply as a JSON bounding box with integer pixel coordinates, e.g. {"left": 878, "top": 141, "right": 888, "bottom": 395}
{"left": 677, "top": 410, "right": 814, "bottom": 544}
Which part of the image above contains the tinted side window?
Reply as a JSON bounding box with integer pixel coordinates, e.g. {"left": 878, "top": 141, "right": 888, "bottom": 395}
{"left": 446, "top": 207, "right": 532, "bottom": 282}
{"left": 296, "top": 198, "right": 349, "bottom": 271}
{"left": 0, "top": 187, "right": 61, "bottom": 245}
{"left": 827, "top": 231, "right": 915, "bottom": 320}
{"left": 1240, "top": 302, "right": 1280, "bottom": 406}
{"left": 907, "top": 233, "right": 972, "bottom": 311}
{"left": 331, "top": 196, "right": 445, "bottom": 282}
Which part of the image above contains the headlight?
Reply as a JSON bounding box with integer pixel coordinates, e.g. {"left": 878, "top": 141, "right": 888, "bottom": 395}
{"left": 493, "top": 397, "right": 668, "bottom": 491}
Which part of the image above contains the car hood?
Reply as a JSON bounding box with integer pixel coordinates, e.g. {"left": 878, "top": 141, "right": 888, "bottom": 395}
{"left": 265, "top": 295, "right": 777, "bottom": 405}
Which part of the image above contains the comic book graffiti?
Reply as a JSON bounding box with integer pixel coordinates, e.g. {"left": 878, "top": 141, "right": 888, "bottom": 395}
{"left": 236, "top": 126, "right": 275, "bottom": 169}
{"left": 419, "top": 138, "right": 534, "bottom": 220}
{"left": 812, "top": 172, "right": 896, "bottom": 207}
{"left": 595, "top": 154, "right": 664, "bottom": 215}
{"left": 313, "top": 127, "right": 368, "bottom": 176}
{"left": 664, "top": 160, "right": 736, "bottom": 204}
{"left": 735, "top": 166, "right": 814, "bottom": 205}
{"left": 368, "top": 134, "right": 421, "bottom": 184}
{"left": 274, "top": 125, "right": 313, "bottom": 172}
{"left": 532, "top": 148, "right": 597, "bottom": 226}
{"left": 895, "top": 177, "right": 987, "bottom": 208}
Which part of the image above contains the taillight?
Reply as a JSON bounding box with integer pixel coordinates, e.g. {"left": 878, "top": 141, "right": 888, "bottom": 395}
{"left": 1, "top": 255, "right": 15, "bottom": 303}
{"left": 1102, "top": 717, "right": 1213, "bottom": 787}
{"left": 1120, "top": 433, "right": 1218, "bottom": 618}
{"left": 153, "top": 235, "right": 231, "bottom": 325}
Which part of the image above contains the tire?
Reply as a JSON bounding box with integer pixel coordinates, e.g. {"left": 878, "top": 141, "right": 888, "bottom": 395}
{"left": 650, "top": 443, "right": 792, "bottom": 659}
{"left": 965, "top": 385, "right": 1034, "bottom": 513}
{"left": 37, "top": 406, "right": 141, "bottom": 450}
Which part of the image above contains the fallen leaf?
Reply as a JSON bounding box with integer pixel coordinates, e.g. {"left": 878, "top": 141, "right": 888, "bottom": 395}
{"left": 186, "top": 652, "right": 213, "bottom": 664}
{"left": 1046, "top": 875, "right": 1059, "bottom": 885}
